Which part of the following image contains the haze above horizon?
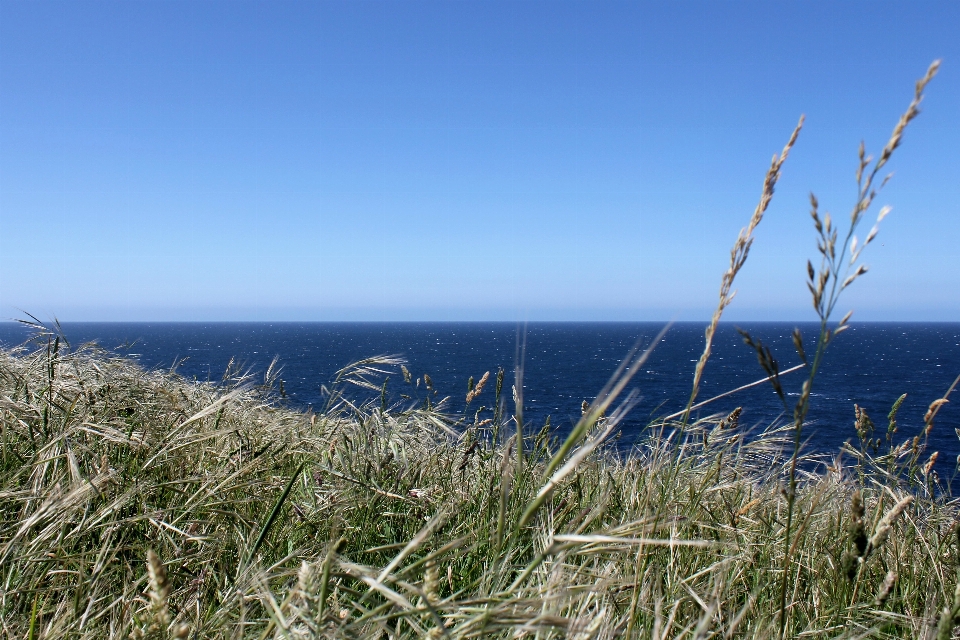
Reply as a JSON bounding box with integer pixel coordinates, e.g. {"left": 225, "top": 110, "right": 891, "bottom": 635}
{"left": 1, "top": 1, "right": 958, "bottom": 322}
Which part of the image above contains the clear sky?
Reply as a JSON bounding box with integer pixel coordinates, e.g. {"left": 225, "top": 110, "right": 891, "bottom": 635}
{"left": 1, "top": 1, "right": 958, "bottom": 322}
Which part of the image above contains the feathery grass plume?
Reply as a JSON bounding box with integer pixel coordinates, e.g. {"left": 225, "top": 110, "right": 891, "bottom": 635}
{"left": 283, "top": 560, "right": 321, "bottom": 638}
{"left": 491, "top": 366, "right": 505, "bottom": 441}
{"left": 326, "top": 354, "right": 405, "bottom": 411}
{"left": 146, "top": 549, "right": 171, "bottom": 631}
{"left": 874, "top": 570, "right": 898, "bottom": 608}
{"left": 846, "top": 491, "right": 914, "bottom": 610}
{"left": 876, "top": 60, "right": 941, "bottom": 176}
{"left": 466, "top": 371, "right": 489, "bottom": 404}
{"left": 841, "top": 490, "right": 868, "bottom": 581}
{"left": 854, "top": 404, "right": 874, "bottom": 445}
{"left": 868, "top": 494, "right": 913, "bottom": 555}
{"left": 423, "top": 559, "right": 440, "bottom": 605}
{"left": 681, "top": 115, "right": 804, "bottom": 425}
{"left": 774, "top": 60, "right": 940, "bottom": 635}
{"left": 923, "top": 452, "right": 940, "bottom": 476}
{"left": 887, "top": 393, "right": 906, "bottom": 446}
{"left": 925, "top": 399, "right": 951, "bottom": 435}
{"left": 718, "top": 407, "right": 741, "bottom": 430}
{"left": 334, "top": 354, "right": 405, "bottom": 391}
{"left": 134, "top": 549, "right": 188, "bottom": 639}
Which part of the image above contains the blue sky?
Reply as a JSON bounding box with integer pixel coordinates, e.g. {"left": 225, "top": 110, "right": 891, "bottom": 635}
{"left": 1, "top": 1, "right": 958, "bottom": 321}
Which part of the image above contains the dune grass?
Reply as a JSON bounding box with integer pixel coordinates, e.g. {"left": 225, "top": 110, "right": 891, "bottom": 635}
{"left": 1, "top": 61, "right": 957, "bottom": 639}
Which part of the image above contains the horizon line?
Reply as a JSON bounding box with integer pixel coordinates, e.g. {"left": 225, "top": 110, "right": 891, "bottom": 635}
{"left": 2, "top": 319, "right": 959, "bottom": 325}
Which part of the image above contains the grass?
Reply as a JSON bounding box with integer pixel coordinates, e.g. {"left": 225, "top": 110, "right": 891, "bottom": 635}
{"left": 1, "top": 61, "right": 957, "bottom": 639}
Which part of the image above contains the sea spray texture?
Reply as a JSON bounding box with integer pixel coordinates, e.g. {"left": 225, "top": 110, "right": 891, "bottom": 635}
{"left": 1, "top": 321, "right": 958, "bottom": 469}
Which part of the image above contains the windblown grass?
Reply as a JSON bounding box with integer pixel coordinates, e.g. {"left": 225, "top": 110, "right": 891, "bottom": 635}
{"left": 2, "top": 60, "right": 957, "bottom": 639}
{"left": 0, "top": 335, "right": 957, "bottom": 638}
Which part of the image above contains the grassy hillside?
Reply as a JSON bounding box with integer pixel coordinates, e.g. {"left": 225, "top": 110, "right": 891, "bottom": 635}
{"left": 0, "top": 335, "right": 957, "bottom": 638}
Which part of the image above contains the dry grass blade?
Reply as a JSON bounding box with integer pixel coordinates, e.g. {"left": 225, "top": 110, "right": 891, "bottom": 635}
{"left": 549, "top": 534, "right": 717, "bottom": 549}
{"left": 683, "top": 115, "right": 804, "bottom": 424}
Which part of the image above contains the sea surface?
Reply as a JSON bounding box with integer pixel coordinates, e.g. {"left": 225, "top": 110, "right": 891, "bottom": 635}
{"left": 2, "top": 322, "right": 959, "bottom": 475}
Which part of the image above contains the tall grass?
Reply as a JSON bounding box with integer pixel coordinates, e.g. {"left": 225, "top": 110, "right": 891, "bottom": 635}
{"left": 1, "top": 61, "right": 957, "bottom": 638}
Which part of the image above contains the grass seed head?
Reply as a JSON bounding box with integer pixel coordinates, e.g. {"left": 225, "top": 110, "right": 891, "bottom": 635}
{"left": 874, "top": 570, "right": 898, "bottom": 607}
{"left": 869, "top": 495, "right": 914, "bottom": 553}
{"left": 423, "top": 559, "right": 440, "bottom": 605}
{"left": 842, "top": 490, "right": 869, "bottom": 580}
{"left": 145, "top": 549, "right": 172, "bottom": 632}
{"left": 719, "top": 407, "right": 742, "bottom": 430}
{"left": 925, "top": 398, "right": 949, "bottom": 433}
{"left": 466, "top": 370, "right": 490, "bottom": 403}
{"left": 923, "top": 452, "right": 940, "bottom": 476}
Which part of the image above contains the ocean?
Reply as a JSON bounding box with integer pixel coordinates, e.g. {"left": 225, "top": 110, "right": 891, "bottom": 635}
{"left": 2, "top": 321, "right": 959, "bottom": 474}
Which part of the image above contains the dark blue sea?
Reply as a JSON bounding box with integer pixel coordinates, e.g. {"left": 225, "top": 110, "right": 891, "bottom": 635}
{"left": 2, "top": 322, "right": 959, "bottom": 475}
